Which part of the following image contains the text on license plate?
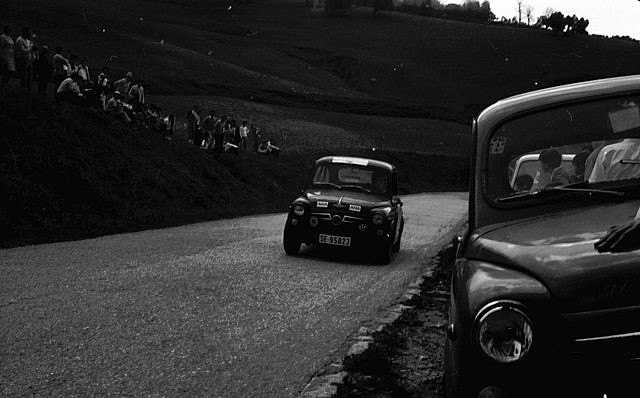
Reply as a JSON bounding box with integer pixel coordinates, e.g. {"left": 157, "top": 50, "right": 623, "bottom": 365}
{"left": 319, "top": 234, "right": 351, "bottom": 247}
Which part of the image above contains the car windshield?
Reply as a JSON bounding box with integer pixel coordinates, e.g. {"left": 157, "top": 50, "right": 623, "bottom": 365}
{"left": 487, "top": 94, "right": 640, "bottom": 205}
{"left": 310, "top": 162, "right": 390, "bottom": 196}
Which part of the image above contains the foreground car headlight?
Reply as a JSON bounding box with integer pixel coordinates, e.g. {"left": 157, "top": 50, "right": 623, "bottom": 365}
{"left": 293, "top": 205, "right": 305, "bottom": 216}
{"left": 475, "top": 302, "right": 533, "bottom": 363}
{"left": 372, "top": 213, "right": 385, "bottom": 225}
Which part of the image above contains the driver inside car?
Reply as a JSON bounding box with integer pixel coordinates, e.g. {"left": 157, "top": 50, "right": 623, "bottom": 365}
{"left": 371, "top": 172, "right": 388, "bottom": 195}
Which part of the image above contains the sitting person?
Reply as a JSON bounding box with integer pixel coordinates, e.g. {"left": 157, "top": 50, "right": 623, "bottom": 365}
{"left": 530, "top": 148, "right": 570, "bottom": 190}
{"left": 588, "top": 138, "right": 640, "bottom": 183}
{"left": 569, "top": 150, "right": 589, "bottom": 183}
{"left": 55, "top": 72, "right": 86, "bottom": 106}
{"left": 257, "top": 139, "right": 280, "bottom": 156}
{"left": 105, "top": 91, "right": 131, "bottom": 124}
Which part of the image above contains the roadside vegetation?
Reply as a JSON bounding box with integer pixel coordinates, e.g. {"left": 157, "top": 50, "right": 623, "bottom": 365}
{"left": 3, "top": 0, "right": 640, "bottom": 247}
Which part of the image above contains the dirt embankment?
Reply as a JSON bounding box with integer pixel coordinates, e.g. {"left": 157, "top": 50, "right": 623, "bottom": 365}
{"left": 0, "top": 86, "right": 468, "bottom": 248}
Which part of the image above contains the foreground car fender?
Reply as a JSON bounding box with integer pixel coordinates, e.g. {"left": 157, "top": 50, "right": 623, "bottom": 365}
{"left": 445, "top": 259, "right": 551, "bottom": 398}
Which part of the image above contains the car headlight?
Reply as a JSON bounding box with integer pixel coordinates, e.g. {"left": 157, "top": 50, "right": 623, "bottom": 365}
{"left": 372, "top": 213, "right": 385, "bottom": 225}
{"left": 293, "top": 204, "right": 305, "bottom": 216}
{"left": 475, "top": 302, "right": 533, "bottom": 363}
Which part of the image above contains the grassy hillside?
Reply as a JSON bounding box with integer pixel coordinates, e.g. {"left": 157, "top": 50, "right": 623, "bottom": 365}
{"left": 0, "top": 86, "right": 468, "bottom": 248}
{"left": 3, "top": 0, "right": 639, "bottom": 247}
{"left": 5, "top": 0, "right": 640, "bottom": 120}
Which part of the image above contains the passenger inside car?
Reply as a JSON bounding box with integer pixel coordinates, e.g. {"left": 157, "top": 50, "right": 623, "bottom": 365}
{"left": 588, "top": 138, "right": 640, "bottom": 182}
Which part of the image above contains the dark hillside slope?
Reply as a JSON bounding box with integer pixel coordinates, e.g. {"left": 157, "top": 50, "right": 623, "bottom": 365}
{"left": 0, "top": 87, "right": 468, "bottom": 248}
{"left": 5, "top": 0, "right": 640, "bottom": 120}
{"left": 0, "top": 86, "right": 309, "bottom": 248}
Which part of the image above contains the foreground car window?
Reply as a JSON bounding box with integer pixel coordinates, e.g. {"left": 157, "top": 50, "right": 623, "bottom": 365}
{"left": 487, "top": 95, "right": 640, "bottom": 204}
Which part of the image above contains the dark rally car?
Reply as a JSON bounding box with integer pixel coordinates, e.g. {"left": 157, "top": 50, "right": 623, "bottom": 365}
{"left": 282, "top": 156, "right": 404, "bottom": 264}
{"left": 445, "top": 75, "right": 640, "bottom": 398}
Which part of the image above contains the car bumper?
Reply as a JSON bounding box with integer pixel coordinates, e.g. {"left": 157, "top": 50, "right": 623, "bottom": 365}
{"left": 285, "top": 215, "right": 391, "bottom": 249}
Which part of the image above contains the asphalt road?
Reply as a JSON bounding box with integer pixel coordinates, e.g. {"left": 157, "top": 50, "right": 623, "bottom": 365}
{"left": 0, "top": 192, "right": 467, "bottom": 397}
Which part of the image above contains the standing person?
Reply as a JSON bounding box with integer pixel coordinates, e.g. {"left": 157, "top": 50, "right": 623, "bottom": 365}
{"left": 14, "top": 27, "right": 35, "bottom": 90}
{"left": 252, "top": 125, "right": 262, "bottom": 152}
{"left": 33, "top": 45, "right": 52, "bottom": 96}
{"left": 186, "top": 105, "right": 201, "bottom": 145}
{"left": 67, "top": 54, "right": 79, "bottom": 76}
{"left": 0, "top": 25, "right": 16, "bottom": 84}
{"left": 232, "top": 119, "right": 241, "bottom": 145}
{"left": 164, "top": 113, "right": 176, "bottom": 140}
{"left": 200, "top": 109, "right": 218, "bottom": 150}
{"left": 239, "top": 120, "right": 249, "bottom": 152}
{"left": 52, "top": 46, "right": 70, "bottom": 91}
{"left": 214, "top": 115, "right": 227, "bottom": 154}
{"left": 77, "top": 59, "right": 90, "bottom": 89}
{"left": 127, "top": 79, "right": 145, "bottom": 112}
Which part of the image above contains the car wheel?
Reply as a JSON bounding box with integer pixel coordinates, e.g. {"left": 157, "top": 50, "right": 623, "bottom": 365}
{"left": 392, "top": 219, "right": 404, "bottom": 252}
{"left": 283, "top": 228, "right": 301, "bottom": 255}
{"left": 376, "top": 240, "right": 393, "bottom": 265}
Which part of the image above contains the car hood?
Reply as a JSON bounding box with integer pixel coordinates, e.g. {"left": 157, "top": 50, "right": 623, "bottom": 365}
{"left": 466, "top": 201, "right": 640, "bottom": 311}
{"left": 302, "top": 189, "right": 391, "bottom": 211}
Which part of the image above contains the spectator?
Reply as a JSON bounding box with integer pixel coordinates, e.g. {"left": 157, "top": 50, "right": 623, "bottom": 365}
{"left": 232, "top": 119, "right": 241, "bottom": 145}
{"left": 127, "top": 79, "right": 145, "bottom": 112}
{"left": 186, "top": 105, "right": 201, "bottom": 145}
{"left": 164, "top": 113, "right": 176, "bottom": 140}
{"left": 52, "top": 46, "right": 70, "bottom": 90}
{"left": 97, "top": 66, "right": 110, "bottom": 89}
{"left": 251, "top": 124, "right": 261, "bottom": 152}
{"left": 239, "top": 120, "right": 249, "bottom": 152}
{"left": 105, "top": 90, "right": 132, "bottom": 124}
{"left": 56, "top": 72, "right": 85, "bottom": 106}
{"left": 33, "top": 45, "right": 52, "bottom": 96}
{"left": 0, "top": 25, "right": 16, "bottom": 84}
{"left": 67, "top": 54, "right": 79, "bottom": 76}
{"left": 214, "top": 115, "right": 227, "bottom": 154}
{"left": 77, "top": 58, "right": 91, "bottom": 88}
{"left": 14, "top": 26, "right": 35, "bottom": 90}
{"left": 200, "top": 109, "right": 218, "bottom": 150}
{"left": 113, "top": 71, "right": 133, "bottom": 99}
{"left": 588, "top": 138, "right": 640, "bottom": 183}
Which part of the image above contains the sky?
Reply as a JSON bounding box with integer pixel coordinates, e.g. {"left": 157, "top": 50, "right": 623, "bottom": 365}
{"left": 478, "top": 0, "right": 640, "bottom": 39}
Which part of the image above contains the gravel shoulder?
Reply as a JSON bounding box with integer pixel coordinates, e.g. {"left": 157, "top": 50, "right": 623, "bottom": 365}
{"left": 338, "top": 234, "right": 460, "bottom": 398}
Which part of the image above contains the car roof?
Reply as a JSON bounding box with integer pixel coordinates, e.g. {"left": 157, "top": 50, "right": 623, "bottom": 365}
{"left": 315, "top": 156, "right": 396, "bottom": 172}
{"left": 476, "top": 74, "right": 640, "bottom": 131}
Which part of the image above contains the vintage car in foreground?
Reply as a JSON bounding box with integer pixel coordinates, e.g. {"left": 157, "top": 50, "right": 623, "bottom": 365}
{"left": 283, "top": 156, "right": 404, "bottom": 264}
{"left": 445, "top": 75, "right": 640, "bottom": 398}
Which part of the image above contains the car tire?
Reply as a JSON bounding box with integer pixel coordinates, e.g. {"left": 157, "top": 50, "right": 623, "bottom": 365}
{"left": 376, "top": 240, "right": 393, "bottom": 265}
{"left": 392, "top": 218, "right": 404, "bottom": 253}
{"left": 283, "top": 228, "right": 301, "bottom": 255}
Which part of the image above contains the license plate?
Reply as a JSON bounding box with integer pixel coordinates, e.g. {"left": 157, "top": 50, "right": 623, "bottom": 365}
{"left": 319, "top": 234, "right": 351, "bottom": 247}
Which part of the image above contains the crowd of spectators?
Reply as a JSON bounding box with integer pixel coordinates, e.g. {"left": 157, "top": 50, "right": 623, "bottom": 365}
{"left": 1, "top": 23, "right": 281, "bottom": 155}
{"left": 0, "top": 24, "right": 175, "bottom": 140}
{"left": 186, "top": 106, "right": 280, "bottom": 156}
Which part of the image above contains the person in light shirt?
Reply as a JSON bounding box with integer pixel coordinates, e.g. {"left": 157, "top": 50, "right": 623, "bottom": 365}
{"left": 588, "top": 138, "right": 640, "bottom": 183}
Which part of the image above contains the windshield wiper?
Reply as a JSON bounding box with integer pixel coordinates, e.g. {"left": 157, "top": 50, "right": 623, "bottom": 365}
{"left": 340, "top": 184, "right": 371, "bottom": 193}
{"left": 497, "top": 184, "right": 625, "bottom": 203}
{"left": 313, "top": 182, "right": 342, "bottom": 190}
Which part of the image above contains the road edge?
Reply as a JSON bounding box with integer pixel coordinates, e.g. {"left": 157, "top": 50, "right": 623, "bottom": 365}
{"left": 298, "top": 218, "right": 467, "bottom": 398}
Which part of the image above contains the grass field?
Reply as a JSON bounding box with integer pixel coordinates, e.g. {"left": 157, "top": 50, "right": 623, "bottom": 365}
{"left": 2, "top": 0, "right": 640, "bottom": 246}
